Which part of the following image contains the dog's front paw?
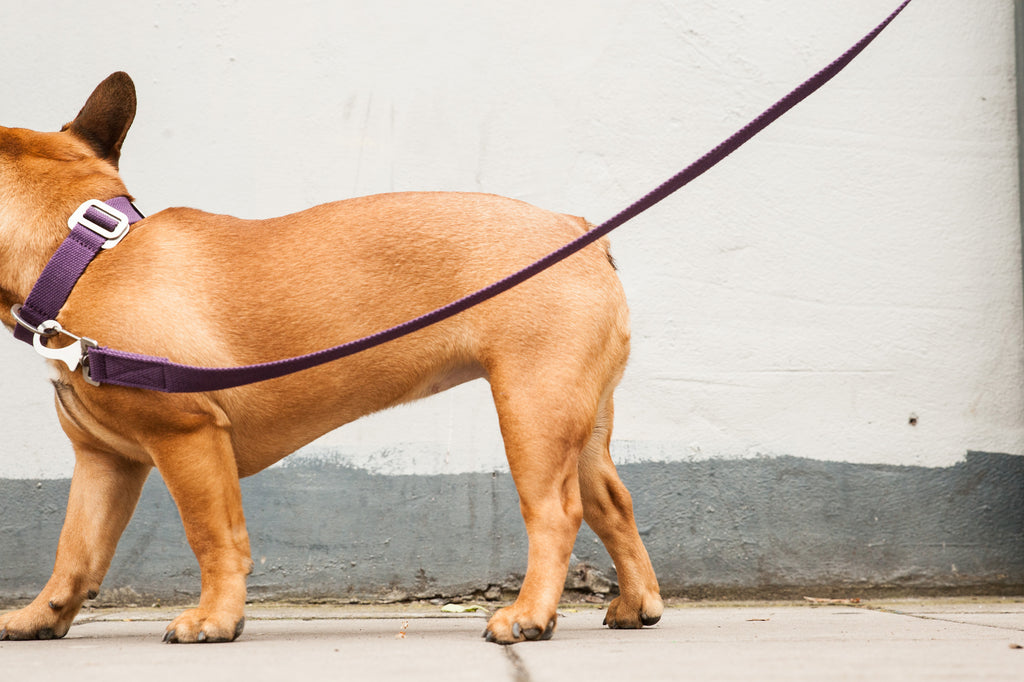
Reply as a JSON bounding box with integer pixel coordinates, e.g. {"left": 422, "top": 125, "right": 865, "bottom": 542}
{"left": 163, "top": 608, "right": 245, "bottom": 643}
{"left": 482, "top": 605, "right": 557, "bottom": 644}
{"left": 0, "top": 603, "right": 73, "bottom": 641}
{"left": 603, "top": 591, "right": 664, "bottom": 629}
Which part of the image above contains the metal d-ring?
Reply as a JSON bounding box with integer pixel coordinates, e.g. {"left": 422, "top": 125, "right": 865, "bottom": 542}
{"left": 10, "top": 304, "right": 58, "bottom": 338}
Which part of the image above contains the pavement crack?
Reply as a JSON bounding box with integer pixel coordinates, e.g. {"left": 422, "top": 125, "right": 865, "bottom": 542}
{"left": 868, "top": 607, "right": 1024, "bottom": 633}
{"left": 503, "top": 645, "right": 531, "bottom": 682}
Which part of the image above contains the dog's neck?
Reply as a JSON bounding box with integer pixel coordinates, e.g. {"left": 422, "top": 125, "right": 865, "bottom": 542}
{"left": 0, "top": 217, "right": 64, "bottom": 302}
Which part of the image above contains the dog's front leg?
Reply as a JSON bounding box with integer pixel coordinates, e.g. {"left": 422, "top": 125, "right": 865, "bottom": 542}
{"left": 149, "top": 421, "right": 253, "bottom": 643}
{"left": 0, "top": 447, "right": 151, "bottom": 640}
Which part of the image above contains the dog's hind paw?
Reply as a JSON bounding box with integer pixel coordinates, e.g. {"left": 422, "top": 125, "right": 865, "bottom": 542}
{"left": 164, "top": 609, "right": 245, "bottom": 644}
{"left": 483, "top": 606, "right": 557, "bottom": 644}
{"left": 602, "top": 592, "right": 664, "bottom": 629}
{"left": 482, "top": 618, "right": 555, "bottom": 644}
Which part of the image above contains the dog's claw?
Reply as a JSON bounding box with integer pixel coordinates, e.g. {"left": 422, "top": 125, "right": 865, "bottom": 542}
{"left": 0, "top": 628, "right": 8, "bottom": 641}
{"left": 163, "top": 629, "right": 176, "bottom": 643}
{"left": 511, "top": 622, "right": 522, "bottom": 640}
{"left": 521, "top": 620, "right": 554, "bottom": 641}
{"left": 197, "top": 631, "right": 207, "bottom": 643}
{"left": 482, "top": 628, "right": 496, "bottom": 643}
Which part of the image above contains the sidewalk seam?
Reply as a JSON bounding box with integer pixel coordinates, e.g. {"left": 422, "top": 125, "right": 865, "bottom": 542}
{"left": 503, "top": 646, "right": 531, "bottom": 682}
{"left": 868, "top": 607, "right": 1024, "bottom": 633}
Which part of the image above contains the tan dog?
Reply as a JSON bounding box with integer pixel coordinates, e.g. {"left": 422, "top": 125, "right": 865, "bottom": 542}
{"left": 0, "top": 72, "right": 662, "bottom": 644}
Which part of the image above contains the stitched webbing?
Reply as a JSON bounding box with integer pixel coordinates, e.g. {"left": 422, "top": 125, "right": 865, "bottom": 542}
{"left": 14, "top": 197, "right": 143, "bottom": 344}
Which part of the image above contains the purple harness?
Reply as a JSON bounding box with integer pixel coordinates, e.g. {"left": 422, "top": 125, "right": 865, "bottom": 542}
{"left": 10, "top": 0, "right": 912, "bottom": 393}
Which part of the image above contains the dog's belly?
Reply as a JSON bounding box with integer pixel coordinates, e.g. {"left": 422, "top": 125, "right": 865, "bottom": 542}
{"left": 405, "top": 363, "right": 487, "bottom": 401}
{"left": 219, "top": 354, "right": 490, "bottom": 477}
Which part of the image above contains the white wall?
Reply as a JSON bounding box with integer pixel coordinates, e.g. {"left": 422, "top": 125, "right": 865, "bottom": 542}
{"left": 1, "top": 0, "right": 1020, "bottom": 478}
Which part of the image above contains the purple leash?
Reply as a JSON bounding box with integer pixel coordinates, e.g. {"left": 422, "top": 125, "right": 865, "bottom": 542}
{"left": 17, "top": 0, "right": 913, "bottom": 393}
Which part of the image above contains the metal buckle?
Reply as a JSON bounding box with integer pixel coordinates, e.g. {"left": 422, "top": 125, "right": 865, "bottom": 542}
{"left": 68, "top": 199, "right": 130, "bottom": 249}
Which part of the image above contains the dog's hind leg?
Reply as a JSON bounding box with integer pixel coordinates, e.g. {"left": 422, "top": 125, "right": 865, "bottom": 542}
{"left": 482, "top": 367, "right": 594, "bottom": 644}
{"left": 146, "top": 413, "right": 252, "bottom": 644}
{"left": 578, "top": 397, "right": 663, "bottom": 629}
{"left": 0, "top": 446, "right": 150, "bottom": 640}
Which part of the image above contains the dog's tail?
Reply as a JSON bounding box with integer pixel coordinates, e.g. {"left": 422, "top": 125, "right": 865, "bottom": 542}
{"left": 571, "top": 216, "right": 617, "bottom": 270}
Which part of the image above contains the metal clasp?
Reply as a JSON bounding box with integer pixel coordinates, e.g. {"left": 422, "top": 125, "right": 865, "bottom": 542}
{"left": 11, "top": 305, "right": 99, "bottom": 385}
{"left": 32, "top": 321, "right": 99, "bottom": 386}
{"left": 68, "top": 199, "right": 130, "bottom": 249}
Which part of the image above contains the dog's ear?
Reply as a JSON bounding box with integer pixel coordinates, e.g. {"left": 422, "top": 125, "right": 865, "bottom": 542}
{"left": 65, "top": 72, "right": 137, "bottom": 169}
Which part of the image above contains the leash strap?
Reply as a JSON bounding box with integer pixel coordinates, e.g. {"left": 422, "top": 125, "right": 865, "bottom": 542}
{"left": 45, "top": 0, "right": 912, "bottom": 392}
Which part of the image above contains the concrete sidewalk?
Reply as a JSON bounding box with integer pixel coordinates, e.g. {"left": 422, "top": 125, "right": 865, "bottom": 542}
{"left": 2, "top": 599, "right": 1021, "bottom": 681}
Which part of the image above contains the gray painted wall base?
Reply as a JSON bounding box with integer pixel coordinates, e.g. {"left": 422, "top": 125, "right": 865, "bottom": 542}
{"left": 1, "top": 451, "right": 1021, "bottom": 607}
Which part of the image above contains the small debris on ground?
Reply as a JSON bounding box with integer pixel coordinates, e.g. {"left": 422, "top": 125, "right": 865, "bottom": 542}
{"left": 803, "top": 597, "right": 861, "bottom": 605}
{"left": 440, "top": 603, "right": 490, "bottom": 614}
{"left": 395, "top": 619, "right": 409, "bottom": 639}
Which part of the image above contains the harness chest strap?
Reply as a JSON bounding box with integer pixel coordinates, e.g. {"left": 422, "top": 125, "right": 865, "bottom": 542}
{"left": 11, "top": 197, "right": 144, "bottom": 384}
{"left": 14, "top": 197, "right": 142, "bottom": 343}
{"left": 11, "top": 0, "right": 913, "bottom": 393}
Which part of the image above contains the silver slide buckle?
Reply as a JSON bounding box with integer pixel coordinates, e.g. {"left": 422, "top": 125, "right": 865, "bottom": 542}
{"left": 68, "top": 199, "right": 130, "bottom": 249}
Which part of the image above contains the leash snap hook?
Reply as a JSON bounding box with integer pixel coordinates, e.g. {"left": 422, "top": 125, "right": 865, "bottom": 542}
{"left": 29, "top": 318, "right": 100, "bottom": 385}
